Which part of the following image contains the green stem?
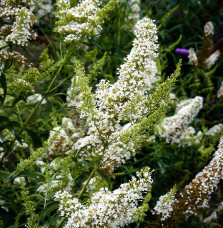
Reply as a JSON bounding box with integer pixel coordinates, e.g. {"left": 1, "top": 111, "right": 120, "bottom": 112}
{"left": 24, "top": 46, "right": 72, "bottom": 127}
{"left": 78, "top": 167, "right": 97, "bottom": 199}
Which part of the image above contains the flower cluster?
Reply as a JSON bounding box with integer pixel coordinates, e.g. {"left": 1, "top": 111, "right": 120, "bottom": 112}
{"left": 47, "top": 117, "right": 83, "bottom": 159}
{"left": 0, "top": 0, "right": 36, "bottom": 66}
{"left": 55, "top": 0, "right": 116, "bottom": 43}
{"left": 203, "top": 211, "right": 217, "bottom": 224}
{"left": 0, "top": 0, "right": 36, "bottom": 46}
{"left": 204, "top": 50, "right": 221, "bottom": 69}
{"left": 47, "top": 17, "right": 163, "bottom": 173}
{"left": 157, "top": 96, "right": 203, "bottom": 145}
{"left": 188, "top": 48, "right": 198, "bottom": 66}
{"left": 74, "top": 18, "right": 159, "bottom": 172}
{"left": 153, "top": 186, "right": 177, "bottom": 221}
{"left": 94, "top": 18, "right": 158, "bottom": 123}
{"left": 4, "top": 7, "right": 36, "bottom": 46}
{"left": 205, "top": 123, "right": 223, "bottom": 138}
{"left": 172, "top": 138, "right": 223, "bottom": 216}
{"left": 55, "top": 167, "right": 152, "bottom": 227}
{"left": 204, "top": 21, "right": 214, "bottom": 36}
{"left": 188, "top": 21, "right": 220, "bottom": 69}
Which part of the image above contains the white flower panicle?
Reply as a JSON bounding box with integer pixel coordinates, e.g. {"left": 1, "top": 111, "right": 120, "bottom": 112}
{"left": 188, "top": 48, "right": 198, "bottom": 66}
{"left": 158, "top": 96, "right": 203, "bottom": 145}
{"left": 204, "top": 21, "right": 214, "bottom": 36}
{"left": 55, "top": 0, "right": 106, "bottom": 42}
{"left": 153, "top": 186, "right": 177, "bottom": 221}
{"left": 5, "top": 7, "right": 36, "bottom": 46}
{"left": 95, "top": 17, "right": 158, "bottom": 122}
{"left": 0, "top": 1, "right": 36, "bottom": 64}
{"left": 55, "top": 167, "right": 152, "bottom": 227}
{"left": 218, "top": 201, "right": 223, "bottom": 210}
{"left": 204, "top": 50, "right": 220, "bottom": 69}
{"left": 174, "top": 138, "right": 223, "bottom": 215}
{"left": 206, "top": 124, "right": 223, "bottom": 137}
{"left": 188, "top": 21, "right": 220, "bottom": 69}
{"left": 217, "top": 81, "right": 223, "bottom": 98}
{"left": 0, "top": 0, "right": 36, "bottom": 46}
{"left": 70, "top": 18, "right": 159, "bottom": 172}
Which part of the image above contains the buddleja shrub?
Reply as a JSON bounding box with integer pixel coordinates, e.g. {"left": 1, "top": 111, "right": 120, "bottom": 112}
{"left": 0, "top": 0, "right": 222, "bottom": 227}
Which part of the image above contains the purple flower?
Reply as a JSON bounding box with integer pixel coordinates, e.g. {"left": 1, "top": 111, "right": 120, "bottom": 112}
{"left": 175, "top": 48, "right": 190, "bottom": 56}
{"left": 138, "top": 9, "right": 141, "bottom": 13}
{"left": 210, "top": 99, "right": 215, "bottom": 104}
{"left": 195, "top": 118, "right": 200, "bottom": 122}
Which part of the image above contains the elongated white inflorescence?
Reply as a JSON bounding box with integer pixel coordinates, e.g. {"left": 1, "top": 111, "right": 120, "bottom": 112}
{"left": 173, "top": 138, "right": 223, "bottom": 215}
{"left": 204, "top": 21, "right": 214, "bottom": 36}
{"left": 204, "top": 50, "right": 220, "bottom": 69}
{"left": 73, "top": 18, "right": 159, "bottom": 172}
{"left": 206, "top": 124, "right": 223, "bottom": 137}
{"left": 47, "top": 17, "right": 160, "bottom": 173}
{"left": 158, "top": 96, "right": 203, "bottom": 145}
{"left": 55, "top": 167, "right": 152, "bottom": 227}
{"left": 153, "top": 186, "right": 177, "bottom": 221}
{"left": 188, "top": 48, "right": 198, "bottom": 66}
{"left": 0, "top": 1, "right": 36, "bottom": 65}
{"left": 95, "top": 17, "right": 158, "bottom": 122}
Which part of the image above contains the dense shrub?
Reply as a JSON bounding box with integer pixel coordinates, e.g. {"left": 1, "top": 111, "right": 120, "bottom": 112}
{"left": 0, "top": 0, "right": 223, "bottom": 227}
